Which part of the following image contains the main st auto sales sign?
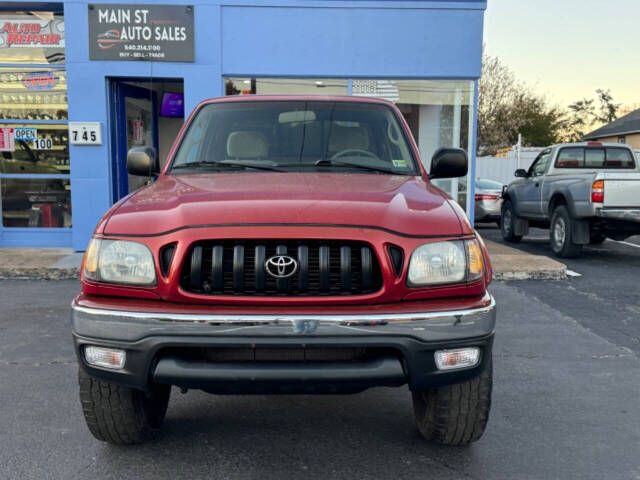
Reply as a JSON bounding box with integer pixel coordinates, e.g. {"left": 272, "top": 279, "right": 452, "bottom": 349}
{"left": 88, "top": 4, "right": 194, "bottom": 62}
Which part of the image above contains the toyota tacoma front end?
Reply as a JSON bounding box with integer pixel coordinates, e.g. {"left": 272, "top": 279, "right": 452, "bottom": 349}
{"left": 72, "top": 96, "right": 496, "bottom": 446}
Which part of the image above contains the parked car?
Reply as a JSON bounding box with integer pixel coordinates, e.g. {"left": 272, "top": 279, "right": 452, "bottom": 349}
{"left": 501, "top": 141, "right": 640, "bottom": 257}
{"left": 458, "top": 178, "right": 504, "bottom": 225}
{"left": 72, "top": 96, "right": 495, "bottom": 446}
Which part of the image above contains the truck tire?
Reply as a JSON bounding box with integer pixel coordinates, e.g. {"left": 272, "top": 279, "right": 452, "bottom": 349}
{"left": 412, "top": 358, "right": 492, "bottom": 446}
{"left": 78, "top": 368, "right": 170, "bottom": 445}
{"left": 500, "top": 200, "right": 522, "bottom": 243}
{"left": 550, "top": 206, "right": 583, "bottom": 258}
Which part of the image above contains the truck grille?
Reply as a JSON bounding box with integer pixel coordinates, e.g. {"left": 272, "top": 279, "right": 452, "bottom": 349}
{"left": 180, "top": 239, "right": 383, "bottom": 296}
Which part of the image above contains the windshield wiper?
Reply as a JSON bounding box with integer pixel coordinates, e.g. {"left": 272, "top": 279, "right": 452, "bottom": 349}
{"left": 172, "top": 161, "right": 283, "bottom": 172}
{"left": 171, "top": 161, "right": 219, "bottom": 170}
{"left": 314, "top": 158, "right": 397, "bottom": 174}
{"left": 215, "top": 161, "right": 284, "bottom": 172}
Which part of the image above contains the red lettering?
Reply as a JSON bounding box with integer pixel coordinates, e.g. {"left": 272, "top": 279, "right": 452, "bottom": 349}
{"left": 6, "top": 31, "right": 60, "bottom": 45}
{"left": 0, "top": 22, "right": 15, "bottom": 33}
{"left": 0, "top": 23, "right": 41, "bottom": 34}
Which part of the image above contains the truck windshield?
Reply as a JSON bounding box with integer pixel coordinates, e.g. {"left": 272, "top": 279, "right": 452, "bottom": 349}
{"left": 170, "top": 101, "right": 418, "bottom": 175}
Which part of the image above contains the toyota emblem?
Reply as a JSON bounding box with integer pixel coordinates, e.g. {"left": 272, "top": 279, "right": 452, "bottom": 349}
{"left": 265, "top": 255, "right": 298, "bottom": 279}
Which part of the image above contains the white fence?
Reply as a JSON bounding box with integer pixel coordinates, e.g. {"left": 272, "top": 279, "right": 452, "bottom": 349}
{"left": 475, "top": 147, "right": 544, "bottom": 185}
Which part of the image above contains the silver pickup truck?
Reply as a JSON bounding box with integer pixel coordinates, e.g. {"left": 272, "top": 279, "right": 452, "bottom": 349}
{"left": 501, "top": 142, "right": 640, "bottom": 257}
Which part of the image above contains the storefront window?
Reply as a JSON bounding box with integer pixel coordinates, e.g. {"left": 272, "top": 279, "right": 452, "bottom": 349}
{"left": 353, "top": 79, "right": 474, "bottom": 212}
{"left": 0, "top": 10, "right": 69, "bottom": 229}
{"left": 0, "top": 124, "right": 68, "bottom": 174}
{"left": 1, "top": 178, "right": 70, "bottom": 227}
{"left": 0, "top": 68, "right": 68, "bottom": 120}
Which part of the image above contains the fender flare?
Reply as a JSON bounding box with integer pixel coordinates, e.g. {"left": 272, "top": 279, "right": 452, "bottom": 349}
{"left": 502, "top": 190, "right": 522, "bottom": 217}
{"left": 548, "top": 190, "right": 578, "bottom": 218}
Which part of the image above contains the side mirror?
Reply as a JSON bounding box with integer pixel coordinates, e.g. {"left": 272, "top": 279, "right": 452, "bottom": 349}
{"left": 126, "top": 146, "right": 158, "bottom": 176}
{"left": 429, "top": 148, "right": 468, "bottom": 179}
{"left": 514, "top": 169, "right": 528, "bottom": 178}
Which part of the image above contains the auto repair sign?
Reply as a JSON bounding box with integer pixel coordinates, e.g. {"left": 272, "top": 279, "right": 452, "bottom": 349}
{"left": 88, "top": 4, "right": 194, "bottom": 62}
{"left": 0, "top": 18, "right": 65, "bottom": 49}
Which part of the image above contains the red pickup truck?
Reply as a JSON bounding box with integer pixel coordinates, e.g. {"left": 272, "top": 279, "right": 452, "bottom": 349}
{"left": 72, "top": 96, "right": 496, "bottom": 446}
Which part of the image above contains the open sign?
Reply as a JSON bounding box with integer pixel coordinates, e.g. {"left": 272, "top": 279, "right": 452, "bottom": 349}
{"left": 23, "top": 72, "right": 58, "bottom": 90}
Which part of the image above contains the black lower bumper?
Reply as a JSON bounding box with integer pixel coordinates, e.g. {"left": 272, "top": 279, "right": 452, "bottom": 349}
{"left": 71, "top": 297, "right": 496, "bottom": 394}
{"left": 153, "top": 355, "right": 406, "bottom": 394}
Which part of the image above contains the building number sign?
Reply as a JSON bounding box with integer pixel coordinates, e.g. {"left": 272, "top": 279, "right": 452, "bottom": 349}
{"left": 33, "top": 138, "right": 53, "bottom": 150}
{"left": 69, "top": 122, "right": 102, "bottom": 145}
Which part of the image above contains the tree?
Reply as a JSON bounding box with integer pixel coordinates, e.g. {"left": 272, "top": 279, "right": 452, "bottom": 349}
{"left": 478, "top": 54, "right": 564, "bottom": 153}
{"left": 517, "top": 97, "right": 566, "bottom": 147}
{"left": 595, "top": 88, "right": 620, "bottom": 124}
{"left": 478, "top": 55, "right": 622, "bottom": 149}
{"left": 477, "top": 54, "right": 525, "bottom": 154}
{"left": 564, "top": 99, "right": 595, "bottom": 142}
{"left": 562, "top": 90, "right": 621, "bottom": 141}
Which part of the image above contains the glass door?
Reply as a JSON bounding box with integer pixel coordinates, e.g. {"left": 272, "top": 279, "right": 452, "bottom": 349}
{"left": 113, "top": 82, "right": 158, "bottom": 201}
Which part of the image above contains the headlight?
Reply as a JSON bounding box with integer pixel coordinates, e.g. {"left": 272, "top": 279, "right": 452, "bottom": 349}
{"left": 407, "top": 239, "right": 484, "bottom": 286}
{"left": 83, "top": 238, "right": 156, "bottom": 285}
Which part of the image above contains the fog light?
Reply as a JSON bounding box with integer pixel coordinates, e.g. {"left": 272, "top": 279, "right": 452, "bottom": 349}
{"left": 85, "top": 346, "right": 126, "bottom": 370}
{"left": 435, "top": 347, "right": 480, "bottom": 370}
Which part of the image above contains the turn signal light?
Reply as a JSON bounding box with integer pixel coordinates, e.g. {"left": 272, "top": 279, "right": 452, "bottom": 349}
{"left": 466, "top": 240, "right": 484, "bottom": 281}
{"left": 591, "top": 180, "right": 604, "bottom": 203}
{"left": 83, "top": 238, "right": 100, "bottom": 278}
{"left": 435, "top": 347, "right": 480, "bottom": 370}
{"left": 85, "top": 346, "right": 126, "bottom": 370}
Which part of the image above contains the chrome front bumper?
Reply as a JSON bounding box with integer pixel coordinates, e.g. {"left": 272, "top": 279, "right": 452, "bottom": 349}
{"left": 72, "top": 296, "right": 496, "bottom": 391}
{"left": 71, "top": 295, "right": 496, "bottom": 344}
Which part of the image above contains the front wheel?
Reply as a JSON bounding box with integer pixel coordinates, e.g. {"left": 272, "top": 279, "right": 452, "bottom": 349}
{"left": 501, "top": 201, "right": 522, "bottom": 243}
{"left": 550, "top": 206, "right": 583, "bottom": 258}
{"left": 78, "top": 368, "right": 170, "bottom": 445}
{"left": 412, "top": 358, "right": 492, "bottom": 446}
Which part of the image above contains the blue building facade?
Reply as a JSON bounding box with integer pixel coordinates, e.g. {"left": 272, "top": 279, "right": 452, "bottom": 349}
{"left": 0, "top": 0, "right": 486, "bottom": 250}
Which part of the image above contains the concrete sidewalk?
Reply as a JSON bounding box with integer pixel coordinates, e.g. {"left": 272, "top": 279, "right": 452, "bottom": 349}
{"left": 0, "top": 248, "right": 82, "bottom": 280}
{"left": 0, "top": 242, "right": 566, "bottom": 281}
{"left": 484, "top": 239, "right": 566, "bottom": 280}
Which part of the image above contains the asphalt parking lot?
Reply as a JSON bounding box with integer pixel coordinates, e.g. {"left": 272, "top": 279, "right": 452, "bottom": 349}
{"left": 1, "top": 236, "right": 639, "bottom": 479}
{"left": 477, "top": 225, "right": 640, "bottom": 356}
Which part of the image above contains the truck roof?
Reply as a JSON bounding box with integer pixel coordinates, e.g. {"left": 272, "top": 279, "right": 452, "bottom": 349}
{"left": 195, "top": 94, "right": 397, "bottom": 108}
{"left": 549, "top": 141, "right": 634, "bottom": 149}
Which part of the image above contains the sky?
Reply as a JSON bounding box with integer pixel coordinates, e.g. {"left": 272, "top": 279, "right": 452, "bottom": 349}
{"left": 484, "top": 0, "right": 640, "bottom": 109}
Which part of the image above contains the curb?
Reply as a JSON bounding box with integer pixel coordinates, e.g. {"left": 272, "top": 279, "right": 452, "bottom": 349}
{"left": 0, "top": 268, "right": 79, "bottom": 281}
{"left": 493, "top": 269, "right": 567, "bottom": 281}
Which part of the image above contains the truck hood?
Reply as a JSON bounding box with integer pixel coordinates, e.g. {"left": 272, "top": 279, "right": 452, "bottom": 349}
{"left": 103, "top": 173, "right": 469, "bottom": 237}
